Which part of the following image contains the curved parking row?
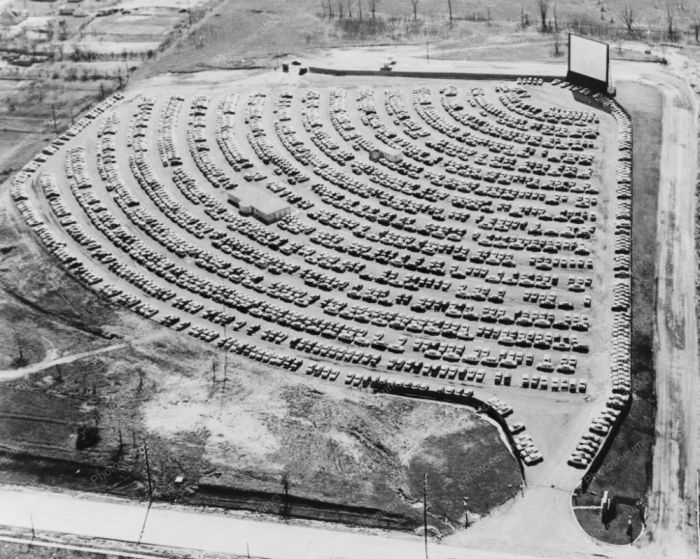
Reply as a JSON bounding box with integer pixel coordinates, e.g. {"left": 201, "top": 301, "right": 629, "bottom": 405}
{"left": 11, "top": 80, "right": 625, "bottom": 475}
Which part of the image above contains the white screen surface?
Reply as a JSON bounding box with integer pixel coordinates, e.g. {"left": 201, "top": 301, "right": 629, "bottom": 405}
{"left": 569, "top": 35, "right": 608, "bottom": 83}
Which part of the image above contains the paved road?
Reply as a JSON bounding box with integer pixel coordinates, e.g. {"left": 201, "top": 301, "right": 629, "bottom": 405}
{"left": 0, "top": 485, "right": 625, "bottom": 559}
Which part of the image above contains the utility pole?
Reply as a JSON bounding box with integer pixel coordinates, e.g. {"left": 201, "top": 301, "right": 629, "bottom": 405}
{"left": 143, "top": 440, "right": 153, "bottom": 500}
{"left": 219, "top": 305, "right": 228, "bottom": 415}
{"left": 222, "top": 303, "right": 228, "bottom": 386}
{"left": 463, "top": 496, "right": 470, "bottom": 528}
{"left": 423, "top": 473, "right": 429, "bottom": 559}
{"left": 138, "top": 442, "right": 154, "bottom": 545}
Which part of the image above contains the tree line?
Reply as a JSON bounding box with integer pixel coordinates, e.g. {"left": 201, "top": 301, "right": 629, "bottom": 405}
{"left": 321, "top": 0, "right": 700, "bottom": 43}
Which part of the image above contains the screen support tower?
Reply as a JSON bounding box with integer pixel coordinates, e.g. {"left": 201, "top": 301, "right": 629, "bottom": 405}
{"left": 567, "top": 33, "right": 614, "bottom": 95}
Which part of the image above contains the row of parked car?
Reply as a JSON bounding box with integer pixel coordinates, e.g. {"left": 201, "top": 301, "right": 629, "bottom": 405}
{"left": 568, "top": 92, "right": 633, "bottom": 470}
{"left": 215, "top": 93, "right": 255, "bottom": 174}
{"left": 13, "top": 85, "right": 628, "bottom": 485}
{"left": 130, "top": 88, "right": 596, "bottom": 368}
{"left": 18, "top": 106, "right": 320, "bottom": 383}
{"left": 27, "top": 87, "right": 600, "bottom": 414}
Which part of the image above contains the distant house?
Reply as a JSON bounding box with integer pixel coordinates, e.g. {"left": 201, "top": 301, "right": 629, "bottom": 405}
{"left": 0, "top": 8, "right": 28, "bottom": 27}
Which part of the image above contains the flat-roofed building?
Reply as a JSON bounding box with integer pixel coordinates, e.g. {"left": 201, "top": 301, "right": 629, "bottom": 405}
{"left": 369, "top": 147, "right": 402, "bottom": 163}
{"left": 228, "top": 186, "right": 291, "bottom": 225}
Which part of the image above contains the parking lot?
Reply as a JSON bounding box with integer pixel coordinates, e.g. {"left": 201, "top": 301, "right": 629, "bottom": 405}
{"left": 11, "top": 70, "right": 627, "bottom": 481}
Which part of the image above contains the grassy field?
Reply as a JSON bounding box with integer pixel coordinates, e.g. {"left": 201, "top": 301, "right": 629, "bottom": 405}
{"left": 572, "top": 80, "right": 661, "bottom": 544}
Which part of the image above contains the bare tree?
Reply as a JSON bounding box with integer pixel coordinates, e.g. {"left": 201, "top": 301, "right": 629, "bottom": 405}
{"left": 551, "top": 3, "right": 562, "bottom": 55}
{"left": 338, "top": 0, "right": 344, "bottom": 19}
{"left": 281, "top": 471, "right": 291, "bottom": 518}
{"left": 447, "top": 0, "right": 453, "bottom": 28}
{"left": 346, "top": 0, "right": 354, "bottom": 19}
{"left": 358, "top": 0, "right": 363, "bottom": 20}
{"left": 137, "top": 367, "right": 145, "bottom": 393}
{"left": 410, "top": 0, "right": 419, "bottom": 22}
{"left": 692, "top": 11, "right": 700, "bottom": 42}
{"left": 537, "top": 0, "right": 550, "bottom": 31}
{"left": 553, "top": 30, "right": 562, "bottom": 56}
{"left": 622, "top": 5, "right": 634, "bottom": 36}
{"left": 369, "top": 0, "right": 377, "bottom": 20}
{"left": 117, "top": 427, "right": 124, "bottom": 459}
{"left": 14, "top": 333, "right": 25, "bottom": 368}
{"left": 666, "top": 1, "right": 675, "bottom": 40}
{"left": 327, "top": 0, "right": 334, "bottom": 18}
{"left": 520, "top": 5, "right": 529, "bottom": 28}
{"left": 58, "top": 19, "right": 67, "bottom": 40}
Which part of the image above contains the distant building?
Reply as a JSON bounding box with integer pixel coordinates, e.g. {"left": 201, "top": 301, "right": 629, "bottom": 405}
{"left": 228, "top": 188, "right": 291, "bottom": 225}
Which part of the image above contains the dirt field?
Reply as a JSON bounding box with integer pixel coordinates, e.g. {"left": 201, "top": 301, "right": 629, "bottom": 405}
{"left": 0, "top": 328, "right": 520, "bottom": 532}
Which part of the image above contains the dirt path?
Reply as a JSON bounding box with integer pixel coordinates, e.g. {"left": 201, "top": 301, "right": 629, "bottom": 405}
{"left": 637, "top": 69, "right": 699, "bottom": 558}
{"left": 0, "top": 326, "right": 171, "bottom": 382}
{"left": 0, "top": 343, "right": 128, "bottom": 382}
